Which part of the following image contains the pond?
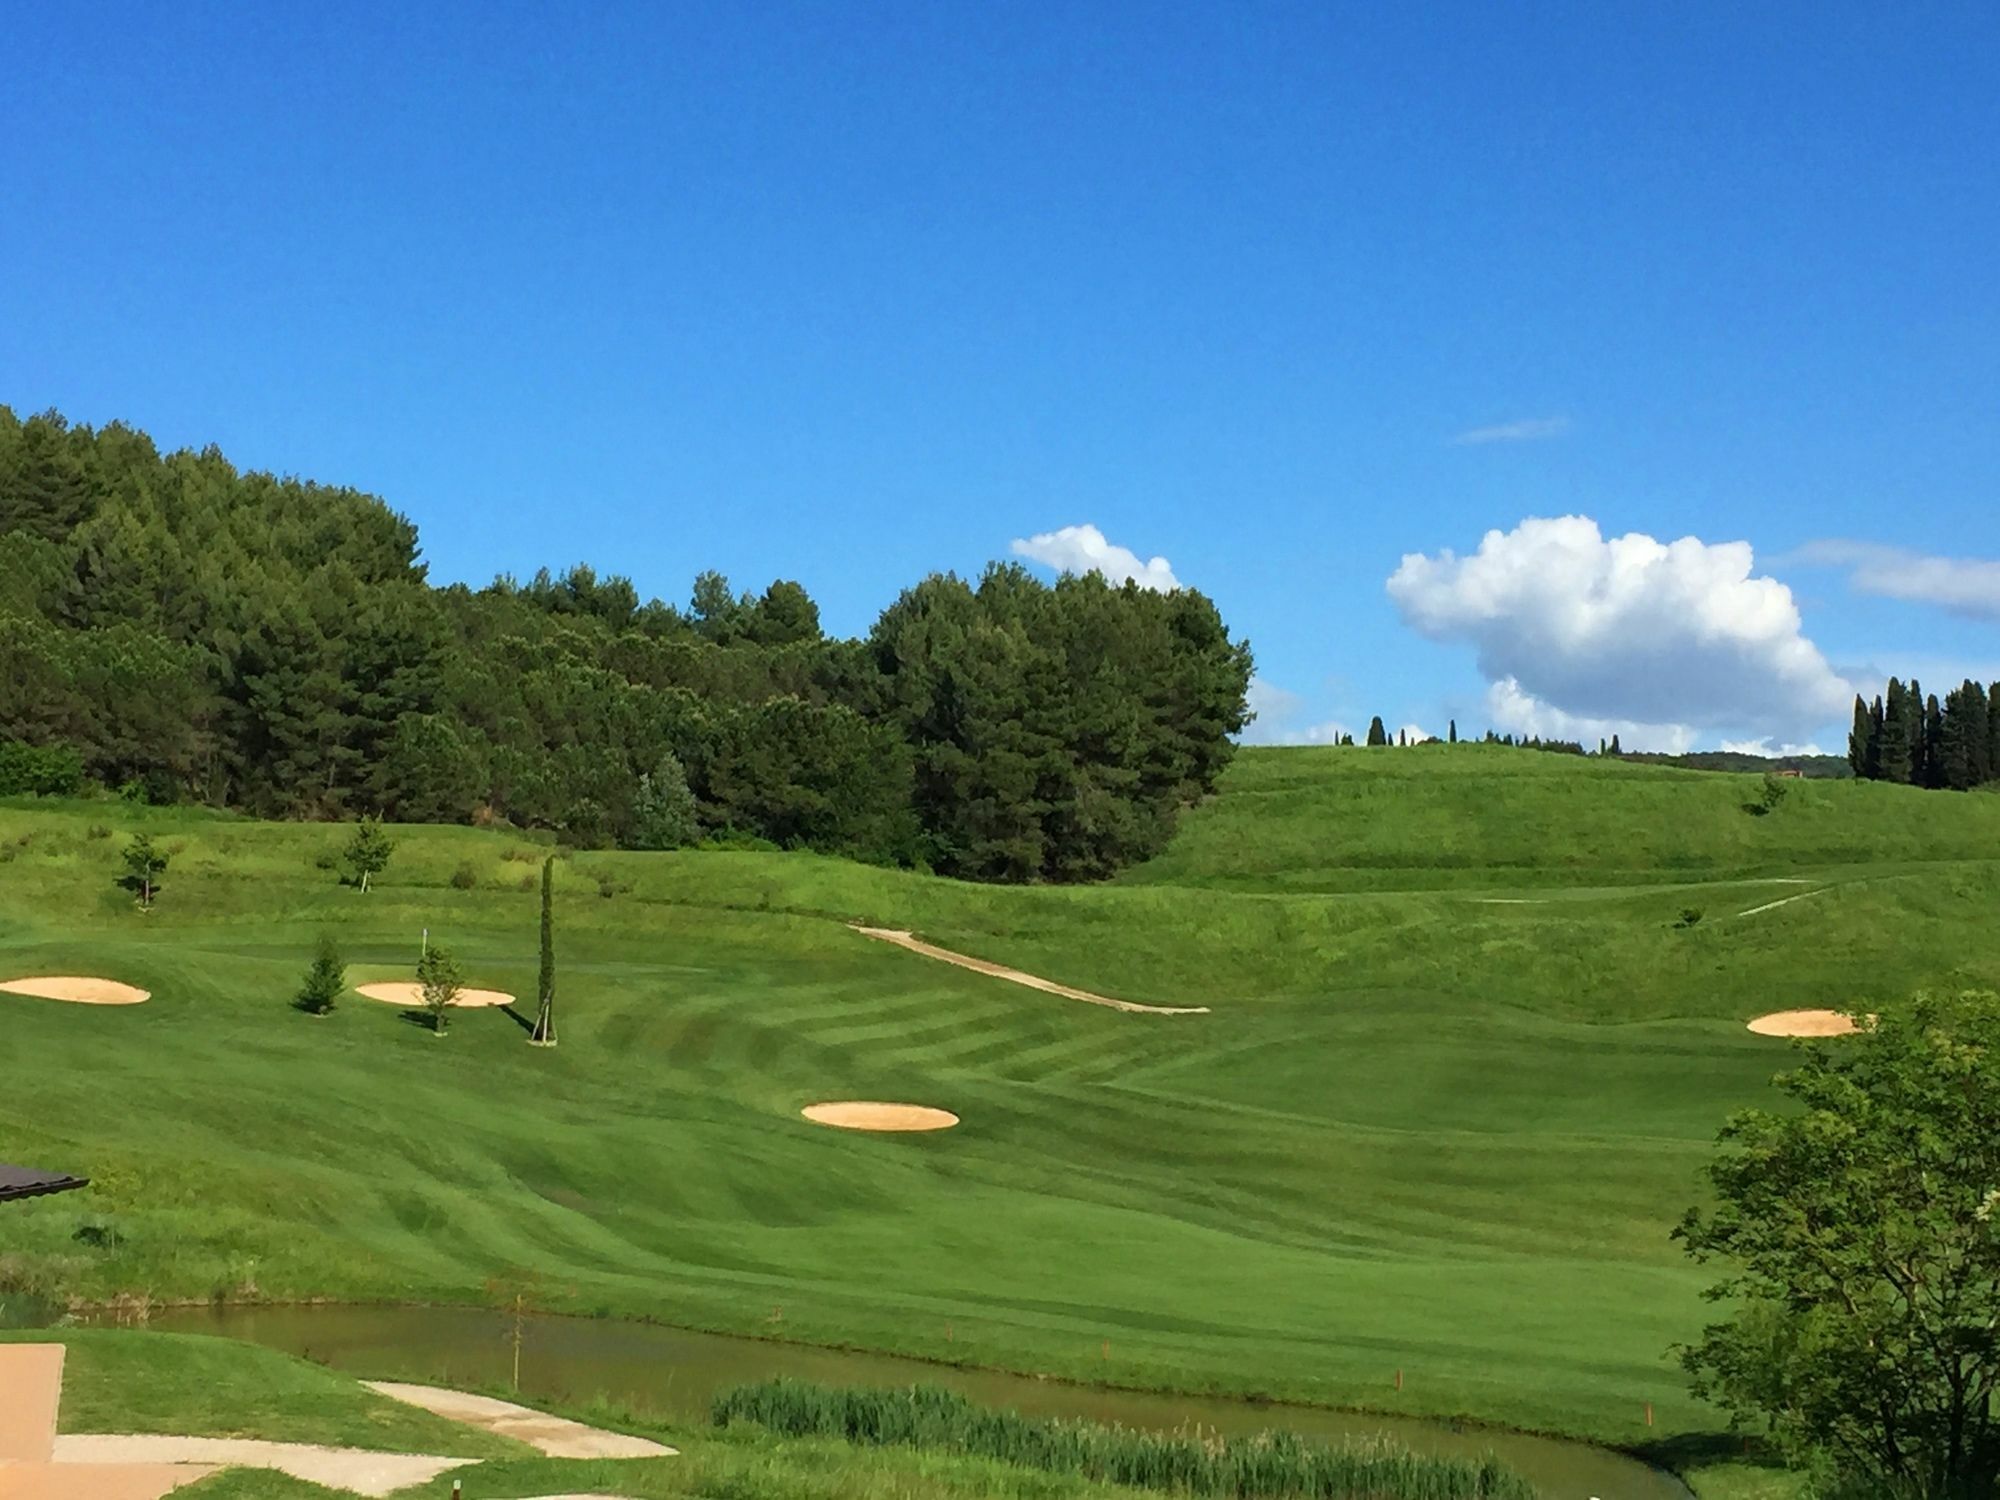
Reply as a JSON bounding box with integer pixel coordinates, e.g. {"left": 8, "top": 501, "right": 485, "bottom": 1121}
{"left": 126, "top": 1303, "right": 1690, "bottom": 1499}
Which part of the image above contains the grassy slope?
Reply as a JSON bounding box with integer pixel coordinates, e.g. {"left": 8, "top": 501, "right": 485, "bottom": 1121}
{"left": 2, "top": 745, "right": 1995, "bottom": 1457}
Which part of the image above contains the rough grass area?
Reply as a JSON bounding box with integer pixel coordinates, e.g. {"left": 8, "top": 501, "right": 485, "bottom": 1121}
{"left": 0, "top": 1329, "right": 518, "bottom": 1457}
{"left": 713, "top": 1379, "right": 1535, "bottom": 1500}
{"left": 3, "top": 745, "right": 1995, "bottom": 1459}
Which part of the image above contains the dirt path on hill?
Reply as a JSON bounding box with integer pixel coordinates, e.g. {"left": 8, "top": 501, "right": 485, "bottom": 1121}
{"left": 50, "top": 1436, "right": 470, "bottom": 1495}
{"left": 1735, "top": 888, "right": 1827, "bottom": 918}
{"left": 364, "top": 1382, "right": 675, "bottom": 1459}
{"left": 851, "top": 926, "right": 1208, "bottom": 1015}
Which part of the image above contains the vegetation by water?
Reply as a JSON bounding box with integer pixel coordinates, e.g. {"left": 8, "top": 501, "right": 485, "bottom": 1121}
{"left": 714, "top": 1380, "right": 1536, "bottom": 1500}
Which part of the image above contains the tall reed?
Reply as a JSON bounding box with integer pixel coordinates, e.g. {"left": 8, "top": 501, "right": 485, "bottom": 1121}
{"left": 713, "top": 1379, "right": 1538, "bottom": 1500}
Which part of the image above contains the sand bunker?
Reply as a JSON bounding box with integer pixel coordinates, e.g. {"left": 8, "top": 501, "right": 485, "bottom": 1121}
{"left": 1747, "top": 1009, "right": 1870, "bottom": 1038}
{"left": 802, "top": 1102, "right": 960, "bottom": 1133}
{"left": 355, "top": 982, "right": 514, "bottom": 1009}
{"left": 0, "top": 976, "right": 150, "bottom": 1006}
{"left": 852, "top": 927, "right": 1208, "bottom": 1015}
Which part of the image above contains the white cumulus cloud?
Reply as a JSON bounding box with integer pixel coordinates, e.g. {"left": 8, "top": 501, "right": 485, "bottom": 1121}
{"left": 1010, "top": 524, "right": 1180, "bottom": 592}
{"left": 1451, "top": 416, "right": 1571, "bottom": 446}
{"left": 1484, "top": 677, "right": 1700, "bottom": 754}
{"left": 1793, "top": 540, "right": 2000, "bottom": 621}
{"left": 1239, "top": 676, "right": 1351, "bottom": 745}
{"left": 1387, "top": 516, "right": 1852, "bottom": 745}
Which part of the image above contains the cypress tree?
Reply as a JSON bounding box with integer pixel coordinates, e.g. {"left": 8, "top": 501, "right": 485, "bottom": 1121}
{"left": 1879, "top": 680, "right": 1914, "bottom": 783}
{"left": 1609, "top": 733, "right": 1622, "bottom": 756}
{"left": 1848, "top": 695, "right": 1872, "bottom": 778}
{"left": 1366, "top": 716, "right": 1387, "bottom": 747}
{"left": 1923, "top": 693, "right": 1945, "bottom": 788}
{"left": 530, "top": 856, "right": 557, "bottom": 1047}
{"left": 1869, "top": 695, "right": 1885, "bottom": 778}
{"left": 1448, "top": 719, "right": 1457, "bottom": 744}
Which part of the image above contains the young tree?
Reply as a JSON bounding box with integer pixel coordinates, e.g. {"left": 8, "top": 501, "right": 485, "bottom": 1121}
{"left": 344, "top": 816, "right": 394, "bottom": 892}
{"left": 530, "top": 857, "right": 557, "bottom": 1047}
{"left": 1755, "top": 772, "right": 1789, "bottom": 814}
{"left": 1365, "top": 716, "right": 1387, "bottom": 747}
{"left": 416, "top": 942, "right": 462, "bottom": 1035}
{"left": 1676, "top": 992, "right": 2000, "bottom": 1499}
{"left": 296, "top": 934, "right": 345, "bottom": 1014}
{"left": 122, "top": 831, "right": 168, "bottom": 909}
{"left": 627, "top": 752, "right": 699, "bottom": 850}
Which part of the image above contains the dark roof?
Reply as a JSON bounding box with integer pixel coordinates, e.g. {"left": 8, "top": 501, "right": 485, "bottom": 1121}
{"left": 0, "top": 1164, "right": 89, "bottom": 1203}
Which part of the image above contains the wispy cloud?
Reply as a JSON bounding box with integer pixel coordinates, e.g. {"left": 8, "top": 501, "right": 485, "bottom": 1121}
{"left": 1793, "top": 540, "right": 2000, "bottom": 621}
{"left": 1451, "top": 416, "right": 1571, "bottom": 446}
{"left": 1010, "top": 524, "right": 1180, "bottom": 592}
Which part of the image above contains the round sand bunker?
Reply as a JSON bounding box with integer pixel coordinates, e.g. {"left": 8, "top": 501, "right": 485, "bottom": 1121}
{"left": 1747, "top": 1009, "right": 1869, "bottom": 1038}
{"left": 356, "top": 982, "right": 515, "bottom": 1009}
{"left": 802, "top": 1102, "right": 959, "bottom": 1133}
{"left": 0, "top": 976, "right": 150, "bottom": 1005}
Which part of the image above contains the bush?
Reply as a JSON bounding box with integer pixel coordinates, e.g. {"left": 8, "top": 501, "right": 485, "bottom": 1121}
{"left": 597, "top": 875, "right": 617, "bottom": 899}
{"left": 712, "top": 1381, "right": 1535, "bottom": 1500}
{"left": 295, "top": 935, "right": 345, "bottom": 1015}
{"left": 1677, "top": 907, "right": 1704, "bottom": 929}
{"left": 450, "top": 861, "right": 479, "bottom": 889}
{"left": 0, "top": 740, "right": 84, "bottom": 797}
{"left": 86, "top": 824, "right": 112, "bottom": 840}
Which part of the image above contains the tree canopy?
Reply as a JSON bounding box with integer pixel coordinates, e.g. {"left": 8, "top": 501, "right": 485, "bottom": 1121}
{"left": 1677, "top": 993, "right": 2000, "bottom": 1499}
{"left": 0, "top": 406, "right": 1252, "bottom": 881}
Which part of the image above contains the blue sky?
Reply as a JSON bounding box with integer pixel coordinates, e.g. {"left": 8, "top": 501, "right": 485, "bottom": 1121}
{"left": 4, "top": 2, "right": 1995, "bottom": 750}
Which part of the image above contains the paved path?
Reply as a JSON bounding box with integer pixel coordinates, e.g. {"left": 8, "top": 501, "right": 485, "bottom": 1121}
{"left": 365, "top": 1382, "right": 676, "bottom": 1459}
{"left": 51, "top": 1435, "right": 470, "bottom": 1495}
{"left": 852, "top": 926, "right": 1209, "bottom": 1015}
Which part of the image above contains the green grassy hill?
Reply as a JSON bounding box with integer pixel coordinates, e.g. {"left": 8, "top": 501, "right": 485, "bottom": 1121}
{"left": 2, "top": 745, "right": 1995, "bottom": 1458}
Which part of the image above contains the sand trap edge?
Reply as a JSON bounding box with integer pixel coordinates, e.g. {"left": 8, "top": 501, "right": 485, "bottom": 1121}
{"left": 0, "top": 976, "right": 151, "bottom": 1005}
{"left": 802, "top": 1102, "right": 960, "bottom": 1133}
{"left": 355, "top": 982, "right": 516, "bottom": 1009}
{"left": 1746, "top": 1009, "right": 1871, "bottom": 1038}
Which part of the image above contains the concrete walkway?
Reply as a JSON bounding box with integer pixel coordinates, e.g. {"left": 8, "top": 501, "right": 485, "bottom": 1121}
{"left": 365, "top": 1382, "right": 676, "bottom": 1459}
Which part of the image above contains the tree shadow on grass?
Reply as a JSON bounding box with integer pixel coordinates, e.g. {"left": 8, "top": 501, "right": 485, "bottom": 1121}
{"left": 497, "top": 1003, "right": 535, "bottom": 1034}
{"left": 397, "top": 1008, "right": 446, "bottom": 1032}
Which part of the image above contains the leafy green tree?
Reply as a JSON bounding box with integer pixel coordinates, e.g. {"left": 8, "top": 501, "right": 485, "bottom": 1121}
{"left": 296, "top": 935, "right": 345, "bottom": 1014}
{"left": 343, "top": 817, "right": 394, "bottom": 892}
{"left": 628, "top": 752, "right": 700, "bottom": 849}
{"left": 1755, "top": 772, "right": 1790, "bottom": 814}
{"left": 1676, "top": 992, "right": 2000, "bottom": 1499}
{"left": 417, "top": 942, "right": 462, "bottom": 1035}
{"left": 531, "top": 858, "right": 557, "bottom": 1047}
{"left": 1365, "top": 716, "right": 1387, "bottom": 747}
{"left": 121, "top": 831, "right": 167, "bottom": 909}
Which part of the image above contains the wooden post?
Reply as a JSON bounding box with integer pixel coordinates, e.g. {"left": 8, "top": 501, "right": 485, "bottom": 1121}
{"left": 1645, "top": 1402, "right": 1654, "bottom": 1427}
{"left": 1395, "top": 1368, "right": 1403, "bottom": 1390}
{"left": 1101, "top": 1339, "right": 1110, "bottom": 1361}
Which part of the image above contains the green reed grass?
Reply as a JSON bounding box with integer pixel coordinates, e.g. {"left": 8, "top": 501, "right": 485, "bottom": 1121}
{"left": 713, "top": 1380, "right": 1537, "bottom": 1500}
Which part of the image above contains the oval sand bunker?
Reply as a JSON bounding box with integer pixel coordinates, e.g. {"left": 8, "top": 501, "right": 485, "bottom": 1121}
{"left": 802, "top": 1102, "right": 959, "bottom": 1133}
{"left": 1747, "top": 1009, "right": 1866, "bottom": 1038}
{"left": 356, "top": 982, "right": 515, "bottom": 1009}
{"left": 0, "top": 976, "right": 150, "bottom": 1005}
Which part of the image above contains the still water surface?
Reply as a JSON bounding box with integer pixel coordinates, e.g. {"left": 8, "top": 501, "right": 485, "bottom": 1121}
{"left": 135, "top": 1303, "right": 1688, "bottom": 1500}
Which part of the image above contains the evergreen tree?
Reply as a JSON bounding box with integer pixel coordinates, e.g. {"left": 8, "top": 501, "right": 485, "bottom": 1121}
{"left": 1879, "top": 679, "right": 1915, "bottom": 783}
{"left": 530, "top": 858, "right": 557, "bottom": 1047}
{"left": 627, "top": 752, "right": 700, "bottom": 850}
{"left": 1448, "top": 719, "right": 1457, "bottom": 744}
{"left": 1609, "top": 733, "right": 1622, "bottom": 756}
{"left": 1847, "top": 695, "right": 1872, "bottom": 778}
{"left": 296, "top": 935, "right": 345, "bottom": 1014}
{"left": 1365, "top": 716, "right": 1388, "bottom": 747}
{"left": 1922, "top": 693, "right": 1945, "bottom": 788}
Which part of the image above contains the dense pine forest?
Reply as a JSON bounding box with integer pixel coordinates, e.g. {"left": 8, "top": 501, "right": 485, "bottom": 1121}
{"left": 1847, "top": 678, "right": 2000, "bottom": 791}
{"left": 0, "top": 407, "right": 1253, "bottom": 880}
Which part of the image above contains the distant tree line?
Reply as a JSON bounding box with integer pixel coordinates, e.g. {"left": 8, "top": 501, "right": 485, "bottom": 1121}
{"left": 1847, "top": 677, "right": 2000, "bottom": 791}
{"left": 0, "top": 406, "right": 1253, "bottom": 881}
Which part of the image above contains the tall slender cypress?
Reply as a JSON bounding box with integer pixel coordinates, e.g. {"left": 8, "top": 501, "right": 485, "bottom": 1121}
{"left": 530, "top": 856, "right": 557, "bottom": 1047}
{"left": 1848, "top": 695, "right": 1872, "bottom": 778}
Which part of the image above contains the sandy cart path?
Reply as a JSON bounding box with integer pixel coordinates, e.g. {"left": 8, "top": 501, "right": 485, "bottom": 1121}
{"left": 51, "top": 1435, "right": 472, "bottom": 1495}
{"left": 364, "top": 1382, "right": 675, "bottom": 1459}
{"left": 851, "top": 927, "right": 1209, "bottom": 1015}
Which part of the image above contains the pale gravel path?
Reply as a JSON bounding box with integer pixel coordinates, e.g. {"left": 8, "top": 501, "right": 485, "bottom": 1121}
{"left": 852, "top": 926, "right": 1209, "bottom": 1015}
{"left": 364, "top": 1382, "right": 676, "bottom": 1459}
{"left": 51, "top": 1436, "right": 473, "bottom": 1496}
{"left": 1736, "top": 888, "right": 1828, "bottom": 918}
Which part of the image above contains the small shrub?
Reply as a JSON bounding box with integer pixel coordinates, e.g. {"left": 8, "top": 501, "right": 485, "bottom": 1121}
{"left": 1677, "top": 907, "right": 1704, "bottom": 929}
{"left": 86, "top": 823, "right": 112, "bottom": 840}
{"left": 295, "top": 935, "right": 345, "bottom": 1014}
{"left": 597, "top": 875, "right": 617, "bottom": 899}
{"left": 450, "top": 861, "right": 479, "bottom": 890}
{"left": 311, "top": 849, "right": 338, "bottom": 871}
{"left": 0, "top": 740, "right": 86, "bottom": 797}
